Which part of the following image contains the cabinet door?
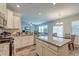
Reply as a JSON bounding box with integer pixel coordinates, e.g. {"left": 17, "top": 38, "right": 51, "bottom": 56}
{"left": 36, "top": 41, "right": 42, "bottom": 56}
{"left": 0, "top": 4, "right": 6, "bottom": 27}
{"left": 0, "top": 3, "right": 6, "bottom": 14}
{"left": 42, "top": 43, "right": 57, "bottom": 56}
{"left": 7, "top": 9, "right": 14, "bottom": 28}
{"left": 0, "top": 43, "right": 9, "bottom": 56}
{"left": 28, "top": 36, "right": 34, "bottom": 45}
{"left": 22, "top": 36, "right": 34, "bottom": 47}
{"left": 22, "top": 36, "right": 29, "bottom": 47}
{"left": 13, "top": 15, "right": 20, "bottom": 29}
{"left": 44, "top": 47, "right": 57, "bottom": 56}
{"left": 14, "top": 37, "right": 23, "bottom": 49}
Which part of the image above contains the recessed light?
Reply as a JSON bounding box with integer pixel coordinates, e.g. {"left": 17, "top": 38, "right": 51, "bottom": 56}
{"left": 56, "top": 22, "right": 63, "bottom": 25}
{"left": 53, "top": 2, "right": 56, "bottom": 5}
{"left": 38, "top": 12, "right": 42, "bottom": 15}
{"left": 17, "top": 4, "right": 20, "bottom": 7}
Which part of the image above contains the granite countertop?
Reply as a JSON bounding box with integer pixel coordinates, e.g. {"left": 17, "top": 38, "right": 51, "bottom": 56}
{"left": 13, "top": 35, "right": 34, "bottom": 37}
{"left": 37, "top": 36, "right": 71, "bottom": 47}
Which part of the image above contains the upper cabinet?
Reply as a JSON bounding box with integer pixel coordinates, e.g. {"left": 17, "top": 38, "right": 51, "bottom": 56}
{"left": 6, "top": 8, "right": 20, "bottom": 29}
{"left": 0, "top": 3, "right": 7, "bottom": 27}
{"left": 6, "top": 9, "right": 14, "bottom": 28}
{"left": 13, "top": 14, "right": 20, "bottom": 29}
{"left": 0, "top": 3, "right": 6, "bottom": 14}
{"left": 0, "top": 4, "right": 20, "bottom": 29}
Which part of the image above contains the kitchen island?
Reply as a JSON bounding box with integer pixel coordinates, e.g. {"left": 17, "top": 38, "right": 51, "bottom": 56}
{"left": 36, "top": 36, "right": 72, "bottom": 56}
{"left": 13, "top": 35, "right": 34, "bottom": 52}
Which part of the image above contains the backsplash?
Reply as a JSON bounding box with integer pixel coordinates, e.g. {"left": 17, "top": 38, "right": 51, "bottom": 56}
{"left": 0, "top": 28, "right": 3, "bottom": 33}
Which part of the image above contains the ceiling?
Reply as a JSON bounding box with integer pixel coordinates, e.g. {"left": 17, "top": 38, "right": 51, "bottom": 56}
{"left": 7, "top": 3, "right": 79, "bottom": 25}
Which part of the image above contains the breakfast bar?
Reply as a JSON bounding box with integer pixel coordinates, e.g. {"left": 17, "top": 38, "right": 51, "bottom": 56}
{"left": 36, "top": 36, "right": 72, "bottom": 56}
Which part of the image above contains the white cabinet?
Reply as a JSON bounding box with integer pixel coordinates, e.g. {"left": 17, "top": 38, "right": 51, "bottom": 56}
{"left": 43, "top": 46, "right": 56, "bottom": 56}
{"left": 7, "top": 9, "right": 14, "bottom": 28}
{"left": 0, "top": 3, "right": 6, "bottom": 27}
{"left": 0, "top": 43, "right": 9, "bottom": 56}
{"left": 74, "top": 36, "right": 79, "bottom": 45}
{"left": 6, "top": 9, "right": 20, "bottom": 29}
{"left": 14, "top": 36, "right": 34, "bottom": 49}
{"left": 14, "top": 37, "right": 23, "bottom": 49}
{"left": 36, "top": 39, "right": 71, "bottom": 56}
{"left": 0, "top": 3, "right": 6, "bottom": 14}
{"left": 13, "top": 15, "right": 20, "bottom": 29}
{"left": 36, "top": 41, "right": 42, "bottom": 56}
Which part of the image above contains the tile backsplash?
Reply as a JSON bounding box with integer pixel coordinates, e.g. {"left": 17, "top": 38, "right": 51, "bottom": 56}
{"left": 0, "top": 28, "right": 3, "bottom": 33}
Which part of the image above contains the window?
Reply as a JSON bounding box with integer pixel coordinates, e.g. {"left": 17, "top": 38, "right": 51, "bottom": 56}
{"left": 38, "top": 25, "right": 48, "bottom": 36}
{"left": 39, "top": 26, "right": 43, "bottom": 32}
{"left": 72, "top": 21, "right": 79, "bottom": 36}
{"left": 53, "top": 25, "right": 63, "bottom": 37}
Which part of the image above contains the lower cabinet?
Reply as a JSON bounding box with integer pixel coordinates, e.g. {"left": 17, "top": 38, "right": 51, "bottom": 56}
{"left": 36, "top": 39, "right": 70, "bottom": 56}
{"left": 36, "top": 40, "right": 42, "bottom": 55}
{"left": 36, "top": 39, "right": 57, "bottom": 56}
{"left": 42, "top": 44, "right": 57, "bottom": 56}
{"left": 0, "top": 43, "right": 9, "bottom": 56}
{"left": 14, "top": 36, "right": 34, "bottom": 49}
{"left": 44, "top": 48, "right": 56, "bottom": 56}
{"left": 36, "top": 41, "right": 42, "bottom": 56}
{"left": 43, "top": 46, "right": 57, "bottom": 56}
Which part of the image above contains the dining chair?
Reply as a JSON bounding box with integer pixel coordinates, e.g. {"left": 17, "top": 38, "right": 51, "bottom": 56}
{"left": 53, "top": 33, "right": 57, "bottom": 37}
{"left": 69, "top": 35, "right": 75, "bottom": 50}
{"left": 64, "top": 34, "right": 75, "bottom": 50}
